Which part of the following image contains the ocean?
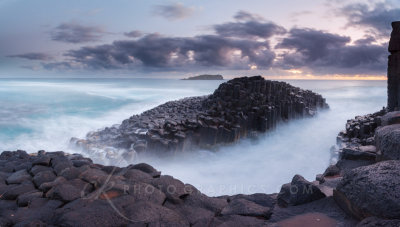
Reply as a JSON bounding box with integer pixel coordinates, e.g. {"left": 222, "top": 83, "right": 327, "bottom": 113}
{"left": 0, "top": 78, "right": 386, "bottom": 196}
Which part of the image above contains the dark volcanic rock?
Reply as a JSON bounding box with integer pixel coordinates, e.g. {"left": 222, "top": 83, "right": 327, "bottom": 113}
{"left": 375, "top": 124, "right": 400, "bottom": 160}
{"left": 221, "top": 198, "right": 272, "bottom": 219}
{"left": 357, "top": 216, "right": 400, "bottom": 227}
{"left": 381, "top": 110, "right": 400, "bottom": 126}
{"left": 388, "top": 21, "right": 400, "bottom": 111}
{"left": 277, "top": 175, "right": 326, "bottom": 207}
{"left": 72, "top": 76, "right": 328, "bottom": 157}
{"left": 6, "top": 169, "right": 32, "bottom": 184}
{"left": 334, "top": 160, "right": 400, "bottom": 220}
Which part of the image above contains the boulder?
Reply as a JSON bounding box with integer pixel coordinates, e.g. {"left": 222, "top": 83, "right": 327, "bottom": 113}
{"left": 357, "top": 216, "right": 400, "bottom": 227}
{"left": 30, "top": 165, "right": 52, "bottom": 175}
{"left": 221, "top": 198, "right": 271, "bottom": 219}
{"left": 1, "top": 182, "right": 36, "bottom": 200}
{"left": 340, "top": 146, "right": 376, "bottom": 161}
{"left": 33, "top": 171, "right": 57, "bottom": 187}
{"left": 277, "top": 175, "right": 326, "bottom": 207}
{"left": 127, "top": 182, "right": 166, "bottom": 205}
{"left": 129, "top": 163, "right": 161, "bottom": 178}
{"left": 375, "top": 124, "right": 400, "bottom": 160}
{"left": 381, "top": 111, "right": 400, "bottom": 126}
{"left": 227, "top": 193, "right": 276, "bottom": 208}
{"left": 17, "top": 191, "right": 43, "bottom": 207}
{"left": 55, "top": 199, "right": 129, "bottom": 227}
{"left": 334, "top": 160, "right": 400, "bottom": 220}
{"left": 151, "top": 175, "right": 189, "bottom": 202}
{"left": 124, "top": 201, "right": 189, "bottom": 226}
{"left": 32, "top": 155, "right": 51, "bottom": 166}
{"left": 6, "top": 169, "right": 32, "bottom": 184}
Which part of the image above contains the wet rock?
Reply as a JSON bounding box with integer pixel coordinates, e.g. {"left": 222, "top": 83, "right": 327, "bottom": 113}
{"left": 277, "top": 175, "right": 326, "bottom": 207}
{"left": 334, "top": 160, "right": 400, "bottom": 220}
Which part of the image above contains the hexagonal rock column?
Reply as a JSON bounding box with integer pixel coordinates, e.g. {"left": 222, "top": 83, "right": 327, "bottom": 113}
{"left": 388, "top": 21, "right": 400, "bottom": 111}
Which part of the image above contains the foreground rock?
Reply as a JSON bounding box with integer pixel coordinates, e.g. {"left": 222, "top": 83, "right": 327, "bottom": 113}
{"left": 0, "top": 150, "right": 361, "bottom": 226}
{"left": 334, "top": 160, "right": 400, "bottom": 220}
{"left": 71, "top": 76, "right": 328, "bottom": 159}
{"left": 0, "top": 150, "right": 280, "bottom": 226}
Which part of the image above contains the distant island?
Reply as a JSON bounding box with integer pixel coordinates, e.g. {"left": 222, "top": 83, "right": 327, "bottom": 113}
{"left": 182, "top": 74, "right": 224, "bottom": 80}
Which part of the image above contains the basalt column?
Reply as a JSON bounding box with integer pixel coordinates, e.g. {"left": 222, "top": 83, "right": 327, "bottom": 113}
{"left": 388, "top": 21, "right": 400, "bottom": 111}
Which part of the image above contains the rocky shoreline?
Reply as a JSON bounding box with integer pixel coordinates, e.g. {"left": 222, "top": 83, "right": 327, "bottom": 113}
{"left": 1, "top": 108, "right": 400, "bottom": 226}
{"left": 71, "top": 76, "right": 328, "bottom": 161}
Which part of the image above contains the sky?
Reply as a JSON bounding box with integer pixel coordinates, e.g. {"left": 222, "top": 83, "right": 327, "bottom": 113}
{"left": 0, "top": 0, "right": 399, "bottom": 79}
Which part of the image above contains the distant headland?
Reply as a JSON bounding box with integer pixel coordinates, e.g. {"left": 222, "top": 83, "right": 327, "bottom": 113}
{"left": 182, "top": 74, "right": 224, "bottom": 80}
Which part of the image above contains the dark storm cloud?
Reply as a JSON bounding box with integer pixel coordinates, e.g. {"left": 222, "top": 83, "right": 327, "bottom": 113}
{"left": 51, "top": 22, "right": 104, "bottom": 43}
{"left": 215, "top": 11, "right": 286, "bottom": 39}
{"left": 124, "top": 30, "right": 143, "bottom": 38}
{"left": 59, "top": 33, "right": 275, "bottom": 70}
{"left": 276, "top": 28, "right": 387, "bottom": 74}
{"left": 7, "top": 52, "right": 52, "bottom": 61}
{"left": 339, "top": 2, "right": 400, "bottom": 37}
{"left": 233, "top": 10, "right": 264, "bottom": 22}
{"left": 153, "top": 3, "right": 194, "bottom": 20}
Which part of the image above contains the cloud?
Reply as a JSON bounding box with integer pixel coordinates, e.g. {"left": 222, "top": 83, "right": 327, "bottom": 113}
{"left": 233, "top": 10, "right": 264, "bottom": 22}
{"left": 45, "top": 33, "right": 274, "bottom": 71}
{"left": 215, "top": 11, "right": 286, "bottom": 39}
{"left": 275, "top": 28, "right": 387, "bottom": 74}
{"left": 153, "top": 3, "right": 194, "bottom": 20}
{"left": 339, "top": 2, "right": 400, "bottom": 37}
{"left": 51, "top": 22, "right": 104, "bottom": 43}
{"left": 124, "top": 30, "right": 143, "bottom": 38}
{"left": 39, "top": 11, "right": 389, "bottom": 76}
{"left": 7, "top": 52, "right": 52, "bottom": 61}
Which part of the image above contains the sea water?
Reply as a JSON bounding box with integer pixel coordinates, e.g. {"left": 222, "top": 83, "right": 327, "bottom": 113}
{"left": 0, "top": 78, "right": 386, "bottom": 195}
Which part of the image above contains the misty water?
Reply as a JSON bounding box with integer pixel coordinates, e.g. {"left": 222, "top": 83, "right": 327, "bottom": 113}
{"left": 0, "top": 78, "right": 386, "bottom": 196}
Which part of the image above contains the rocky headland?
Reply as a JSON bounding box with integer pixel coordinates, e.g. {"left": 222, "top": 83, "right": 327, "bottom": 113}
{"left": 182, "top": 74, "right": 224, "bottom": 80}
{"left": 71, "top": 76, "right": 328, "bottom": 161}
{"left": 1, "top": 21, "right": 399, "bottom": 226}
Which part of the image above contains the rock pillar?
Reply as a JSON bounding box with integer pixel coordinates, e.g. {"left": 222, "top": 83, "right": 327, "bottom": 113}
{"left": 388, "top": 21, "right": 400, "bottom": 111}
